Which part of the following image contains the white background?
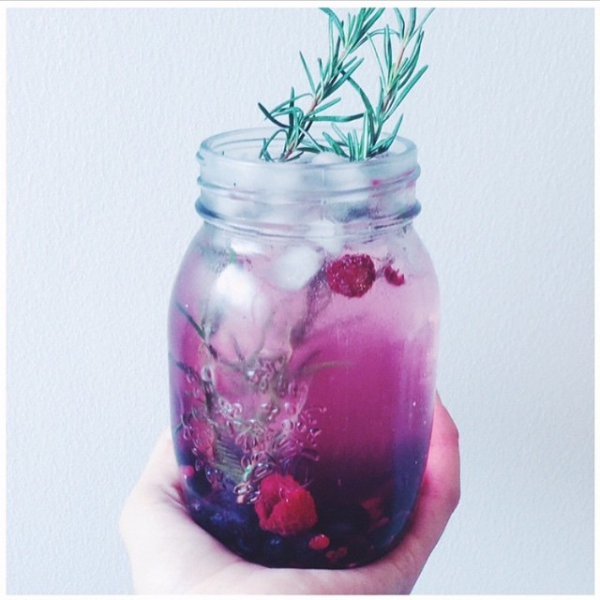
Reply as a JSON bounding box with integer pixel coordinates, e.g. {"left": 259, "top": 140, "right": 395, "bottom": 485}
{"left": 7, "top": 7, "right": 594, "bottom": 594}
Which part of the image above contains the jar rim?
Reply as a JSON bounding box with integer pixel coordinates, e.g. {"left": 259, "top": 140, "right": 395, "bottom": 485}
{"left": 197, "top": 126, "right": 418, "bottom": 179}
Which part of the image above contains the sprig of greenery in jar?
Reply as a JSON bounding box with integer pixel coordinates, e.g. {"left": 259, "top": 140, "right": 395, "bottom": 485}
{"left": 258, "top": 7, "right": 434, "bottom": 162}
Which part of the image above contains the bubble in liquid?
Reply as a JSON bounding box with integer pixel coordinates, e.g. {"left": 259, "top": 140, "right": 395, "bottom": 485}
{"left": 296, "top": 421, "right": 307, "bottom": 433}
{"left": 201, "top": 366, "right": 215, "bottom": 383}
{"left": 254, "top": 462, "right": 274, "bottom": 479}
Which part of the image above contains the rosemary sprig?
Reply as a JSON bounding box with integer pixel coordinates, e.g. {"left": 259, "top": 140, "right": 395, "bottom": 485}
{"left": 258, "top": 8, "right": 385, "bottom": 161}
{"left": 258, "top": 7, "right": 433, "bottom": 162}
{"left": 356, "top": 7, "right": 435, "bottom": 157}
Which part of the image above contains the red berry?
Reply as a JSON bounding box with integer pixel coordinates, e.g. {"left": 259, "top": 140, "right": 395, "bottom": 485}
{"left": 384, "top": 265, "right": 405, "bottom": 286}
{"left": 326, "top": 546, "right": 348, "bottom": 563}
{"left": 308, "top": 534, "right": 330, "bottom": 551}
{"left": 180, "top": 465, "right": 196, "bottom": 479}
{"left": 326, "top": 254, "right": 376, "bottom": 298}
{"left": 255, "top": 474, "right": 318, "bottom": 536}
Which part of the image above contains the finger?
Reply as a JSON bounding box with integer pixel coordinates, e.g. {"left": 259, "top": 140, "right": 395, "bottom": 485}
{"left": 387, "top": 392, "right": 460, "bottom": 587}
{"left": 119, "top": 428, "right": 185, "bottom": 548}
{"left": 133, "top": 428, "right": 182, "bottom": 501}
{"left": 119, "top": 429, "right": 244, "bottom": 592}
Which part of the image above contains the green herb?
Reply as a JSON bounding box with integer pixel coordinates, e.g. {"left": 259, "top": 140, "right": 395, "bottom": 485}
{"left": 258, "top": 7, "right": 434, "bottom": 162}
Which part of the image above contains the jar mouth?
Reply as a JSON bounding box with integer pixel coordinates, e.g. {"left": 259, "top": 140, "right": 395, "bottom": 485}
{"left": 197, "top": 127, "right": 418, "bottom": 194}
{"left": 195, "top": 127, "right": 420, "bottom": 235}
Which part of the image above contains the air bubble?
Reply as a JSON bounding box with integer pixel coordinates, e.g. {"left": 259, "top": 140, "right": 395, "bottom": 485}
{"left": 254, "top": 462, "right": 274, "bottom": 479}
{"left": 200, "top": 366, "right": 214, "bottom": 382}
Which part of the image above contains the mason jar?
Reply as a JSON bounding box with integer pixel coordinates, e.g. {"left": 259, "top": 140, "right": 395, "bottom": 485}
{"left": 168, "top": 127, "right": 439, "bottom": 569}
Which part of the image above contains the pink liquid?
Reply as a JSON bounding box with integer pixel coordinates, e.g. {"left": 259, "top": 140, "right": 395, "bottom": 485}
{"left": 169, "top": 225, "right": 439, "bottom": 568}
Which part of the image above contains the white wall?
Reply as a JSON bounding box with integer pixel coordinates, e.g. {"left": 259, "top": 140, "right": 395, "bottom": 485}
{"left": 7, "top": 7, "right": 594, "bottom": 594}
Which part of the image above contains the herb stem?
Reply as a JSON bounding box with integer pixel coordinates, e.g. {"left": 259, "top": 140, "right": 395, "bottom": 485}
{"left": 258, "top": 8, "right": 433, "bottom": 162}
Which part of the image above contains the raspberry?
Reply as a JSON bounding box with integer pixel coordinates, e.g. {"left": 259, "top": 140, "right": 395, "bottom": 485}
{"left": 384, "top": 265, "right": 405, "bottom": 286}
{"left": 255, "top": 474, "right": 318, "bottom": 536}
{"left": 325, "top": 254, "right": 376, "bottom": 298}
{"left": 308, "top": 534, "right": 330, "bottom": 551}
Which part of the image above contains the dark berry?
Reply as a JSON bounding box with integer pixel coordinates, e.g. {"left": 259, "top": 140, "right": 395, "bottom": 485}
{"left": 326, "top": 254, "right": 376, "bottom": 298}
{"left": 384, "top": 265, "right": 405, "bottom": 286}
{"left": 235, "top": 534, "right": 260, "bottom": 557}
{"left": 263, "top": 536, "right": 290, "bottom": 565}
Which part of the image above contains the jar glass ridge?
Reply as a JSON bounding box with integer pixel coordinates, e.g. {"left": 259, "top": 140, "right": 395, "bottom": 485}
{"left": 195, "top": 127, "right": 421, "bottom": 237}
{"left": 169, "top": 127, "right": 439, "bottom": 569}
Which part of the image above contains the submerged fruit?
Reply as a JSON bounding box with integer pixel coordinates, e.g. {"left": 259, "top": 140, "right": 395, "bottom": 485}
{"left": 325, "top": 254, "right": 376, "bottom": 298}
{"left": 308, "top": 533, "right": 331, "bottom": 551}
{"left": 384, "top": 265, "right": 405, "bottom": 286}
{"left": 255, "top": 474, "right": 318, "bottom": 536}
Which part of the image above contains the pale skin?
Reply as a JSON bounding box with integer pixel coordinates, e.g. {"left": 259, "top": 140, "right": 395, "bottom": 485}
{"left": 120, "top": 393, "right": 460, "bottom": 594}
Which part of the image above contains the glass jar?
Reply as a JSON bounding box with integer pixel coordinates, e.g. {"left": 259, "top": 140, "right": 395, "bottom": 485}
{"left": 168, "top": 127, "right": 439, "bottom": 569}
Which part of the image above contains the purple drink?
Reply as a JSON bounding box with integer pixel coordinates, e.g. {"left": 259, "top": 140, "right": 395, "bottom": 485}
{"left": 168, "top": 129, "right": 439, "bottom": 568}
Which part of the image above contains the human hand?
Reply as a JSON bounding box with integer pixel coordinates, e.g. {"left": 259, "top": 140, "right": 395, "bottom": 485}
{"left": 120, "top": 393, "right": 460, "bottom": 594}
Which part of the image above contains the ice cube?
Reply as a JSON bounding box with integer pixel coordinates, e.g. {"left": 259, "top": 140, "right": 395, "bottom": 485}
{"left": 310, "top": 152, "right": 348, "bottom": 165}
{"left": 305, "top": 220, "right": 344, "bottom": 255}
{"left": 212, "top": 263, "right": 257, "bottom": 312}
{"left": 230, "top": 236, "right": 265, "bottom": 257}
{"left": 307, "top": 154, "right": 374, "bottom": 223}
{"left": 268, "top": 163, "right": 309, "bottom": 193}
{"left": 205, "top": 263, "right": 272, "bottom": 360}
{"left": 270, "top": 245, "right": 323, "bottom": 291}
